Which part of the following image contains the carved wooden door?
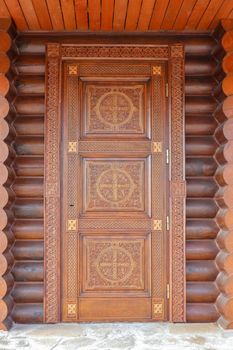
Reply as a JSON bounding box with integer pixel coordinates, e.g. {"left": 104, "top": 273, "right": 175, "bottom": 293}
{"left": 61, "top": 60, "right": 169, "bottom": 321}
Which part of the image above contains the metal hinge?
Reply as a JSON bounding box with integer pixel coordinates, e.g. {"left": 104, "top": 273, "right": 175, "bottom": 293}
{"left": 165, "top": 83, "right": 169, "bottom": 97}
{"left": 166, "top": 149, "right": 169, "bottom": 164}
{"left": 166, "top": 284, "right": 170, "bottom": 299}
{"left": 166, "top": 215, "right": 170, "bottom": 231}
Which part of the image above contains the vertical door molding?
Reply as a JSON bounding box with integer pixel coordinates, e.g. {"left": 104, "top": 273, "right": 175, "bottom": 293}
{"left": 169, "top": 44, "right": 186, "bottom": 322}
{"left": 44, "top": 43, "right": 62, "bottom": 322}
{"left": 44, "top": 42, "right": 186, "bottom": 323}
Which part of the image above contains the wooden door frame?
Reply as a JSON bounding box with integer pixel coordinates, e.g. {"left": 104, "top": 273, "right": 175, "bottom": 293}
{"left": 44, "top": 42, "right": 186, "bottom": 323}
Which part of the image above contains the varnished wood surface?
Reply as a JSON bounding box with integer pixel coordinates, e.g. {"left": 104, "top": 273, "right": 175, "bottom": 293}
{"left": 9, "top": 33, "right": 220, "bottom": 323}
{"left": 1, "top": 0, "right": 233, "bottom": 31}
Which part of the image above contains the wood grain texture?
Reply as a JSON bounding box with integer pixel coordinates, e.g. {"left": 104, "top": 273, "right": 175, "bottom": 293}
{"left": 31, "top": 0, "right": 52, "bottom": 30}
{"left": 137, "top": 0, "right": 156, "bottom": 30}
{"left": 46, "top": 0, "right": 64, "bottom": 29}
{"left": 88, "top": 0, "right": 101, "bottom": 30}
{"left": 101, "top": 0, "right": 114, "bottom": 30}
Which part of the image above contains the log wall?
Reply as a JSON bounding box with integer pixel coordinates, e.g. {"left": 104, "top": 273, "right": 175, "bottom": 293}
{"left": 213, "top": 19, "right": 233, "bottom": 329}
{"left": 0, "top": 19, "right": 17, "bottom": 330}
{"left": 4, "top": 32, "right": 221, "bottom": 324}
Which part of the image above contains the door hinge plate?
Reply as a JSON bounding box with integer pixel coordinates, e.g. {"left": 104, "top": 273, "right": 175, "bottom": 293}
{"left": 167, "top": 284, "right": 170, "bottom": 299}
{"left": 165, "top": 83, "right": 169, "bottom": 97}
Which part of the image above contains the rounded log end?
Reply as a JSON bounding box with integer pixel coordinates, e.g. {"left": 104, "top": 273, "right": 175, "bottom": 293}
{"left": 217, "top": 229, "right": 233, "bottom": 252}
{"left": 216, "top": 293, "right": 233, "bottom": 322}
{"left": 0, "top": 53, "right": 10, "bottom": 74}
{"left": 217, "top": 271, "right": 233, "bottom": 296}
{"left": 0, "top": 32, "right": 11, "bottom": 52}
{"left": 218, "top": 315, "right": 233, "bottom": 329}
{"left": 222, "top": 75, "right": 233, "bottom": 96}
{"left": 222, "top": 52, "right": 233, "bottom": 74}
{"left": 222, "top": 31, "right": 233, "bottom": 52}
{"left": 0, "top": 96, "right": 9, "bottom": 118}
{"left": 0, "top": 74, "right": 10, "bottom": 96}
{"left": 223, "top": 96, "right": 233, "bottom": 119}
{"left": 216, "top": 251, "right": 233, "bottom": 274}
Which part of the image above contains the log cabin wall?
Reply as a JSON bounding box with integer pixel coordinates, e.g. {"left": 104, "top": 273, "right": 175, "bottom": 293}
{"left": 0, "top": 19, "right": 17, "bottom": 330}
{"left": 9, "top": 32, "right": 221, "bottom": 324}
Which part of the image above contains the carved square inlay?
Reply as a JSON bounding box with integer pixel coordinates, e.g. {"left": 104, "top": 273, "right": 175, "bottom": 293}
{"left": 85, "top": 84, "right": 146, "bottom": 134}
{"left": 85, "top": 159, "right": 145, "bottom": 211}
{"left": 83, "top": 237, "right": 145, "bottom": 290}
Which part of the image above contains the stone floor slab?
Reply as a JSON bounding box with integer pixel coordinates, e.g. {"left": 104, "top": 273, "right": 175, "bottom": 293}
{"left": 0, "top": 323, "right": 233, "bottom": 350}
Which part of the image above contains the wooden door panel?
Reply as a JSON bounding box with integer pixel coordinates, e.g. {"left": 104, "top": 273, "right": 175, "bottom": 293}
{"left": 81, "top": 81, "right": 149, "bottom": 138}
{"left": 82, "top": 157, "right": 151, "bottom": 215}
{"left": 80, "top": 232, "right": 151, "bottom": 296}
{"left": 61, "top": 60, "right": 168, "bottom": 321}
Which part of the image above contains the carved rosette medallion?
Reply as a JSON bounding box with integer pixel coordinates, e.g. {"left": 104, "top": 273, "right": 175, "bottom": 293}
{"left": 84, "top": 239, "right": 144, "bottom": 290}
{"left": 86, "top": 85, "right": 144, "bottom": 134}
{"left": 85, "top": 160, "right": 145, "bottom": 211}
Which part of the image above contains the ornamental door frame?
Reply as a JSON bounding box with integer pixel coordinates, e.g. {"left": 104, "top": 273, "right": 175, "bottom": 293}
{"left": 44, "top": 43, "right": 186, "bottom": 323}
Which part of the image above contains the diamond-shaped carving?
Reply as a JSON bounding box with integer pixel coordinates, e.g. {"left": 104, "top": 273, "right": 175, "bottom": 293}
{"left": 153, "top": 142, "right": 162, "bottom": 153}
{"left": 153, "top": 303, "right": 163, "bottom": 314}
{"left": 152, "top": 66, "right": 161, "bottom": 75}
{"left": 67, "top": 219, "right": 77, "bottom": 231}
{"left": 68, "top": 65, "right": 78, "bottom": 75}
{"left": 67, "top": 303, "right": 77, "bottom": 315}
{"left": 153, "top": 219, "right": 162, "bottom": 231}
{"left": 68, "top": 141, "right": 77, "bottom": 153}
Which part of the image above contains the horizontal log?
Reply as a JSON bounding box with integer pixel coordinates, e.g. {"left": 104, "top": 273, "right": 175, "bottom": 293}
{"left": 14, "top": 116, "right": 44, "bottom": 135}
{"left": 186, "top": 157, "right": 217, "bottom": 177}
{"left": 15, "top": 76, "right": 45, "bottom": 95}
{"left": 185, "top": 115, "right": 217, "bottom": 135}
{"left": 185, "top": 57, "right": 217, "bottom": 76}
{"left": 187, "top": 178, "right": 218, "bottom": 197}
{"left": 12, "top": 241, "right": 43, "bottom": 260}
{"left": 12, "top": 262, "right": 43, "bottom": 282}
{"left": 14, "top": 199, "right": 43, "bottom": 219}
{"left": 186, "top": 240, "right": 219, "bottom": 260}
{"left": 13, "top": 220, "right": 44, "bottom": 240}
{"left": 186, "top": 137, "right": 217, "bottom": 156}
{"left": 185, "top": 77, "right": 216, "bottom": 96}
{"left": 186, "top": 282, "right": 219, "bottom": 303}
{"left": 16, "top": 35, "right": 215, "bottom": 55}
{"left": 12, "top": 303, "right": 43, "bottom": 323}
{"left": 186, "top": 219, "right": 219, "bottom": 240}
{"left": 14, "top": 156, "right": 44, "bottom": 177}
{"left": 14, "top": 56, "right": 45, "bottom": 75}
{"left": 14, "top": 137, "right": 44, "bottom": 155}
{"left": 186, "top": 260, "right": 218, "bottom": 281}
{"left": 14, "top": 96, "right": 44, "bottom": 115}
{"left": 186, "top": 199, "right": 219, "bottom": 218}
{"left": 185, "top": 97, "right": 217, "bottom": 115}
{"left": 13, "top": 178, "right": 43, "bottom": 198}
{"left": 186, "top": 303, "right": 219, "bottom": 322}
{"left": 12, "top": 283, "right": 43, "bottom": 303}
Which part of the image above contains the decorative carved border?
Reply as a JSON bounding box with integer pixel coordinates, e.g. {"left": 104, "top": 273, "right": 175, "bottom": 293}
{"left": 169, "top": 44, "right": 186, "bottom": 322}
{"left": 44, "top": 43, "right": 185, "bottom": 323}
